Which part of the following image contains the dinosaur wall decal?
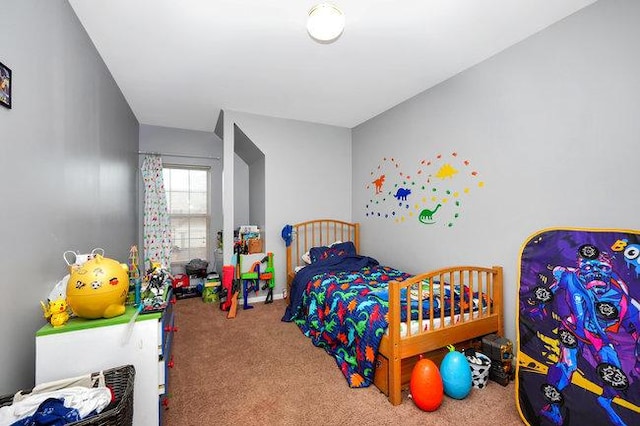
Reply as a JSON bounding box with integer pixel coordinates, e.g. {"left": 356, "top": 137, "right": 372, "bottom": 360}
{"left": 372, "top": 174, "right": 386, "bottom": 194}
{"left": 365, "top": 152, "right": 485, "bottom": 226}
{"left": 418, "top": 204, "right": 442, "bottom": 224}
{"left": 394, "top": 187, "right": 411, "bottom": 201}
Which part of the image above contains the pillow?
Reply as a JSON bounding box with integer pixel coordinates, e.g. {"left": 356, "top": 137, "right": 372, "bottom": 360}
{"left": 309, "top": 241, "right": 356, "bottom": 264}
{"left": 301, "top": 241, "right": 343, "bottom": 265}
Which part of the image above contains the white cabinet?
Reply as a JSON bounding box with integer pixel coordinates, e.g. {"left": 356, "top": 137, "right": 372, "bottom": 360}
{"left": 35, "top": 300, "right": 175, "bottom": 426}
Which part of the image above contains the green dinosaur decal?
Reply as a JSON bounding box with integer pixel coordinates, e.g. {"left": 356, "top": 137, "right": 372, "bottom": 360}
{"left": 418, "top": 204, "right": 442, "bottom": 224}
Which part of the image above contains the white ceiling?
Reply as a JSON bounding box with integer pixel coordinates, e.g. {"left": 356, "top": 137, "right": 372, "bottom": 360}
{"left": 68, "top": 0, "right": 597, "bottom": 131}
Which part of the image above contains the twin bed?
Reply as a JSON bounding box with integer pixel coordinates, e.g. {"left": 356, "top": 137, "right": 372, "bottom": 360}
{"left": 283, "top": 219, "right": 504, "bottom": 405}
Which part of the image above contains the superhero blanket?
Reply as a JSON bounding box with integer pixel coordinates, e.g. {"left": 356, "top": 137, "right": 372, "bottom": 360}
{"left": 517, "top": 228, "right": 640, "bottom": 426}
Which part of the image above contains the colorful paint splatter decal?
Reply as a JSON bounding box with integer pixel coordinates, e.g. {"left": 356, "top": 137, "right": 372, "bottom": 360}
{"left": 365, "top": 152, "right": 484, "bottom": 227}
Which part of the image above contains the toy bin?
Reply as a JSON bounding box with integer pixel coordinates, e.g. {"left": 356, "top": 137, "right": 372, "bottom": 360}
{"left": 202, "top": 284, "right": 220, "bottom": 303}
{"left": 465, "top": 350, "right": 491, "bottom": 389}
{"left": 202, "top": 273, "right": 221, "bottom": 303}
{"left": 0, "top": 364, "right": 135, "bottom": 426}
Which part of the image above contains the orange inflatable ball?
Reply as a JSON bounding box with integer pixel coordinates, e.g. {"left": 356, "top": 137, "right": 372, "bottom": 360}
{"left": 410, "top": 355, "right": 444, "bottom": 411}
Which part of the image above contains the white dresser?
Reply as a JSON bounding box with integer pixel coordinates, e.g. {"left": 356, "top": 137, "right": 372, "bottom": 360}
{"left": 35, "top": 299, "right": 175, "bottom": 425}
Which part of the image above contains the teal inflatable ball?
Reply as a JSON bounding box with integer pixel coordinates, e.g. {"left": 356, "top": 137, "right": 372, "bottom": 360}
{"left": 440, "top": 345, "right": 472, "bottom": 399}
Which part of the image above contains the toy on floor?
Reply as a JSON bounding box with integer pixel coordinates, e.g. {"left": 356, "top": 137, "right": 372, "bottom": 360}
{"left": 202, "top": 273, "right": 221, "bottom": 303}
{"left": 409, "top": 355, "right": 443, "bottom": 411}
{"left": 66, "top": 255, "right": 129, "bottom": 319}
{"left": 228, "top": 290, "right": 239, "bottom": 317}
{"left": 464, "top": 348, "right": 491, "bottom": 389}
{"left": 242, "top": 270, "right": 260, "bottom": 310}
{"left": 260, "top": 252, "right": 275, "bottom": 304}
{"left": 440, "top": 345, "right": 472, "bottom": 399}
{"left": 240, "top": 252, "right": 275, "bottom": 309}
{"left": 220, "top": 265, "right": 240, "bottom": 318}
{"left": 481, "top": 333, "right": 514, "bottom": 386}
{"left": 172, "top": 273, "right": 199, "bottom": 299}
{"left": 40, "top": 298, "right": 70, "bottom": 327}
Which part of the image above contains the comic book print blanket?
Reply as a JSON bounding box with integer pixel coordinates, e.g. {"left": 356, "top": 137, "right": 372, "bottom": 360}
{"left": 517, "top": 228, "right": 640, "bottom": 426}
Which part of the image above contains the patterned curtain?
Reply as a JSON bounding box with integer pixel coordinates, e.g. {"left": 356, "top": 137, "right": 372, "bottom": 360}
{"left": 141, "top": 154, "right": 172, "bottom": 272}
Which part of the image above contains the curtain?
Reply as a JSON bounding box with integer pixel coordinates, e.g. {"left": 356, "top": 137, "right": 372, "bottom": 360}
{"left": 141, "top": 154, "right": 172, "bottom": 272}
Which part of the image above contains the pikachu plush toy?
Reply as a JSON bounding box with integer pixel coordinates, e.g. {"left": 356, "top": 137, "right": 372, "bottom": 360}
{"left": 40, "top": 298, "right": 70, "bottom": 328}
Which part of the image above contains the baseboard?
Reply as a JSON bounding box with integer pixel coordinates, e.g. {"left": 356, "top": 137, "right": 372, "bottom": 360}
{"left": 244, "top": 292, "right": 285, "bottom": 304}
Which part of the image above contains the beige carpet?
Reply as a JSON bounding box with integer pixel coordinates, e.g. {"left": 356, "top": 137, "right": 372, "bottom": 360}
{"left": 164, "top": 297, "right": 524, "bottom": 425}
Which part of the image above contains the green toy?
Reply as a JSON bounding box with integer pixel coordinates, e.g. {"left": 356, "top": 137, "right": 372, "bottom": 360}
{"left": 260, "top": 252, "right": 275, "bottom": 304}
{"left": 240, "top": 252, "right": 275, "bottom": 308}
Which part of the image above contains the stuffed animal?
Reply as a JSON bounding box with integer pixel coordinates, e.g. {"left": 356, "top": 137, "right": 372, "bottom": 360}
{"left": 40, "top": 298, "right": 70, "bottom": 327}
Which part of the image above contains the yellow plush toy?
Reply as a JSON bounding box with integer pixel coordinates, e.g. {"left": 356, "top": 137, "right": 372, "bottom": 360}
{"left": 66, "top": 254, "right": 129, "bottom": 319}
{"left": 40, "top": 298, "right": 70, "bottom": 328}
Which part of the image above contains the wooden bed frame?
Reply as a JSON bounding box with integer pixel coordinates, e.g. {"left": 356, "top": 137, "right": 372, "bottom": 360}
{"left": 285, "top": 219, "right": 504, "bottom": 406}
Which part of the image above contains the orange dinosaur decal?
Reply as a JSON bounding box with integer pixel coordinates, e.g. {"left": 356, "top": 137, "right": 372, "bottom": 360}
{"left": 372, "top": 174, "right": 386, "bottom": 194}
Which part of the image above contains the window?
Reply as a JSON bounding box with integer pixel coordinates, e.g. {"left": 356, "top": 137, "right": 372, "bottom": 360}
{"left": 163, "top": 166, "right": 209, "bottom": 264}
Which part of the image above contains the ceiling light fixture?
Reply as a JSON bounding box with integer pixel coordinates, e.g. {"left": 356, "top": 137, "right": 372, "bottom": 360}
{"left": 307, "top": 3, "right": 345, "bottom": 43}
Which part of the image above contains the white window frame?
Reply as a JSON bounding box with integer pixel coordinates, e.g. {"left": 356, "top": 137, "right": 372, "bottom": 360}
{"left": 163, "top": 165, "right": 211, "bottom": 267}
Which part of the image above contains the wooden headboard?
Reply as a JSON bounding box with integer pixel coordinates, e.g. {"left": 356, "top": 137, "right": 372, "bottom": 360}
{"left": 285, "top": 219, "right": 359, "bottom": 289}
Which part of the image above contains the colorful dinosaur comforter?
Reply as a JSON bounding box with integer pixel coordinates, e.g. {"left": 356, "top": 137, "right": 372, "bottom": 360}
{"left": 282, "top": 243, "right": 491, "bottom": 388}
{"left": 284, "top": 253, "right": 411, "bottom": 387}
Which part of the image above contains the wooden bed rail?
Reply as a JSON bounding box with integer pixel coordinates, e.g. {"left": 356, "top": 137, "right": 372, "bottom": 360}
{"left": 383, "top": 265, "right": 504, "bottom": 405}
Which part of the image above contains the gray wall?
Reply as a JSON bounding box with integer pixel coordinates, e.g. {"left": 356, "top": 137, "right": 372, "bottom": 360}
{"left": 138, "top": 124, "right": 223, "bottom": 272}
{"left": 249, "top": 156, "right": 266, "bottom": 236}
{"left": 234, "top": 124, "right": 266, "bottom": 232}
{"left": 234, "top": 155, "right": 250, "bottom": 227}
{"left": 0, "top": 0, "right": 138, "bottom": 393}
{"left": 352, "top": 0, "right": 640, "bottom": 344}
{"left": 222, "top": 111, "right": 352, "bottom": 296}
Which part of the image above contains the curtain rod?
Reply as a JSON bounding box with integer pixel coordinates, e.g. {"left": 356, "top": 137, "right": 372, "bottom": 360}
{"left": 138, "top": 150, "right": 221, "bottom": 160}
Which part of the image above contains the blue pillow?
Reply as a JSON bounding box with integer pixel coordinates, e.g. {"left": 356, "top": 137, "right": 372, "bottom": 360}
{"left": 309, "top": 241, "right": 357, "bottom": 263}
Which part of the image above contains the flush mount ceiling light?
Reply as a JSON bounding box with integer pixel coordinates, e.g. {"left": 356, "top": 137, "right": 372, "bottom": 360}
{"left": 307, "top": 3, "right": 345, "bottom": 43}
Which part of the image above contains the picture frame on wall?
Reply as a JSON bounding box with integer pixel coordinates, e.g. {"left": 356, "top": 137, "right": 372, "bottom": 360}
{"left": 0, "top": 61, "right": 12, "bottom": 109}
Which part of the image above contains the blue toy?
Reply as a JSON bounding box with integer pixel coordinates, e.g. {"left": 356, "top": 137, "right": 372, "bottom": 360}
{"left": 440, "top": 345, "right": 472, "bottom": 399}
{"left": 242, "top": 272, "right": 260, "bottom": 310}
{"left": 259, "top": 252, "right": 275, "bottom": 304}
{"left": 241, "top": 258, "right": 261, "bottom": 310}
{"left": 242, "top": 281, "right": 260, "bottom": 309}
{"left": 281, "top": 224, "right": 293, "bottom": 247}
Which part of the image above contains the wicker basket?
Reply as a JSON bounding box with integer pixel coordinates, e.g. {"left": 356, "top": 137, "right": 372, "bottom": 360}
{"left": 0, "top": 364, "right": 135, "bottom": 426}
